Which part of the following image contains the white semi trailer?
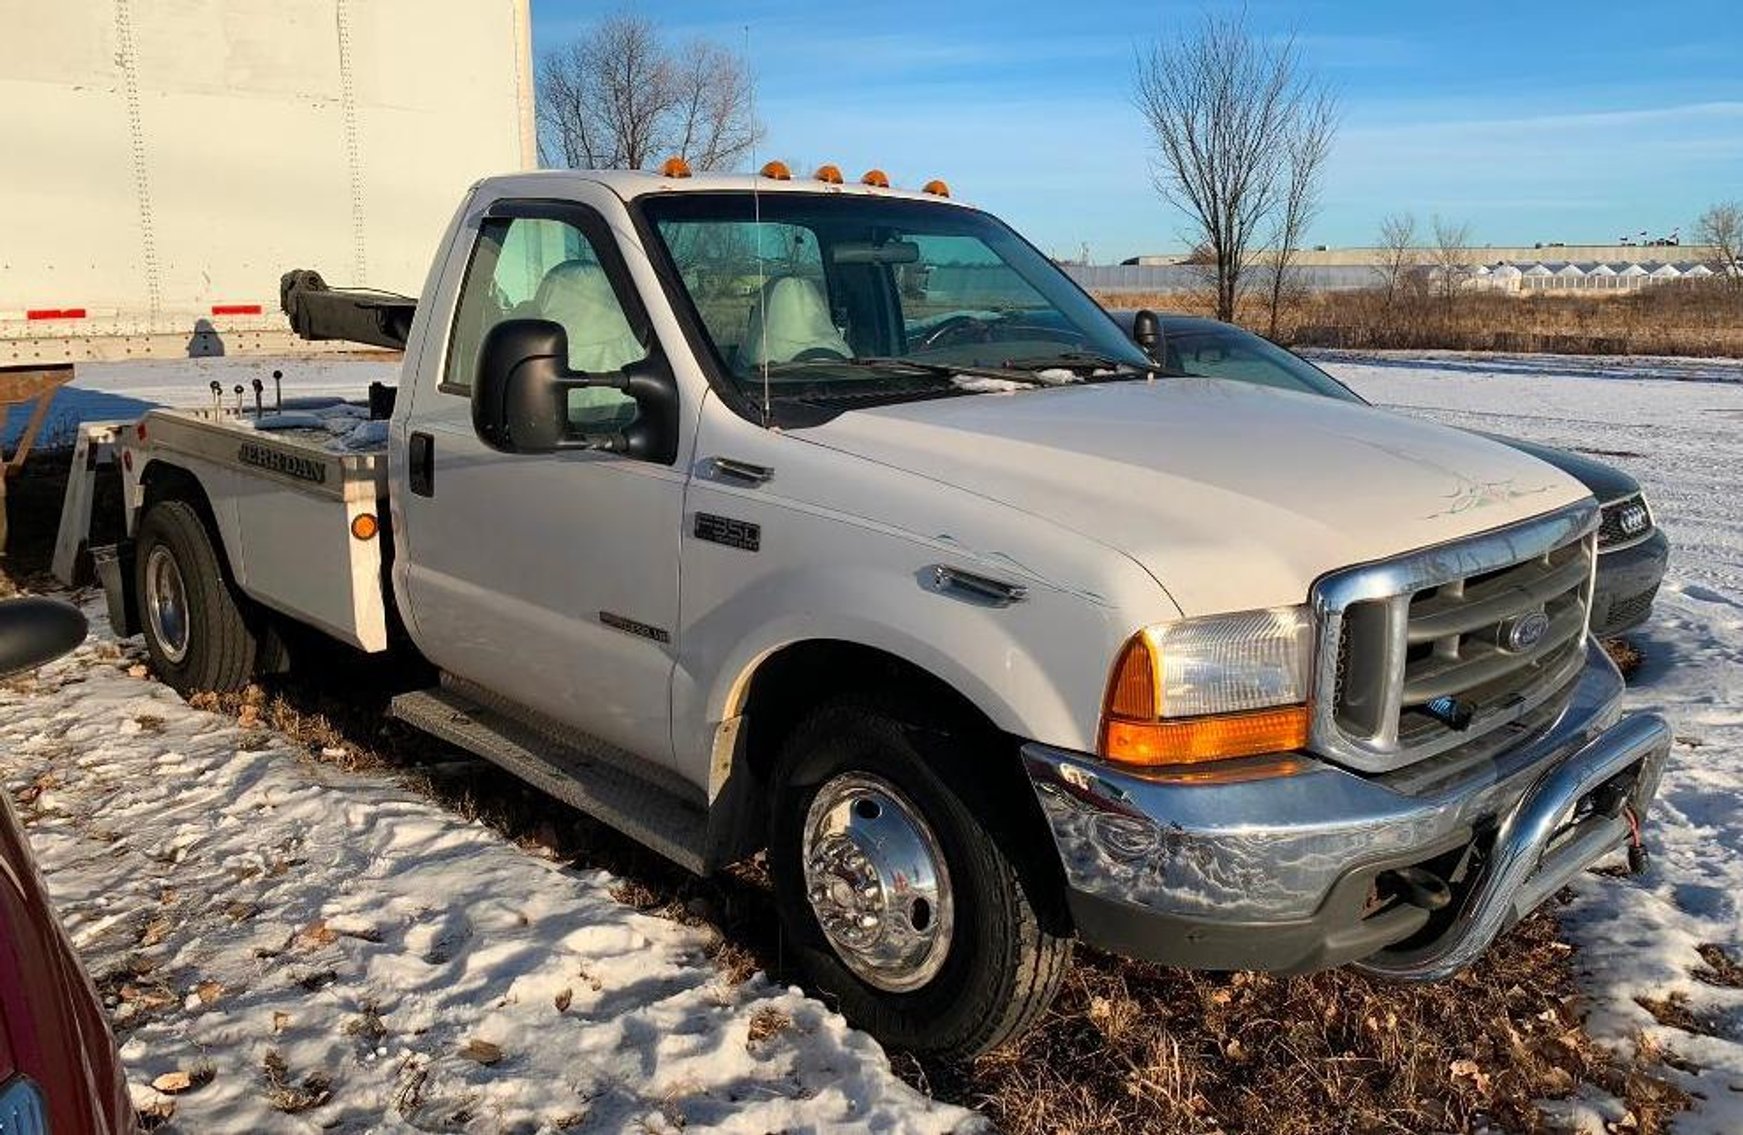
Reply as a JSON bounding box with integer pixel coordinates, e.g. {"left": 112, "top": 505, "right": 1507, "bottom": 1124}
{"left": 0, "top": 0, "right": 536, "bottom": 369}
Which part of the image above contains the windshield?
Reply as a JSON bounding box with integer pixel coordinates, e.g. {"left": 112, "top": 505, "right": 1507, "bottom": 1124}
{"left": 638, "top": 192, "right": 1151, "bottom": 409}
{"left": 1164, "top": 322, "right": 1365, "bottom": 404}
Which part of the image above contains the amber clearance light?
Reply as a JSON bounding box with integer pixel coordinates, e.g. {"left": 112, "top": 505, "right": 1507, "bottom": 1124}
{"left": 1097, "top": 618, "right": 1311, "bottom": 767}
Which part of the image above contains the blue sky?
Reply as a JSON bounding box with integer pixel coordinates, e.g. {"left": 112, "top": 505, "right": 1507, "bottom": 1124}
{"left": 530, "top": 1, "right": 1743, "bottom": 261}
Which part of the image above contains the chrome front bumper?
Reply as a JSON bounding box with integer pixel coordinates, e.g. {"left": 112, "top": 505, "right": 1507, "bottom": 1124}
{"left": 1022, "top": 641, "right": 1670, "bottom": 977}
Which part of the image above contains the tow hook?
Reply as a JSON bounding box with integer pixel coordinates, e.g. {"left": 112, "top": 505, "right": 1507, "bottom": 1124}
{"left": 1624, "top": 804, "right": 1650, "bottom": 874}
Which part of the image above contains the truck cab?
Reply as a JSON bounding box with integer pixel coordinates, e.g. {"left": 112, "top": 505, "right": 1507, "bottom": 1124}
{"left": 94, "top": 167, "right": 1671, "bottom": 1060}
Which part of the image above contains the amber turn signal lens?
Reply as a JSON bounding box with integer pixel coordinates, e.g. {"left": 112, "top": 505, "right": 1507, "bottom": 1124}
{"left": 860, "top": 168, "right": 890, "bottom": 188}
{"left": 921, "top": 178, "right": 950, "bottom": 197}
{"left": 1106, "top": 634, "right": 1157, "bottom": 720}
{"left": 760, "top": 160, "right": 792, "bottom": 180}
{"left": 813, "top": 164, "right": 843, "bottom": 184}
{"left": 350, "top": 513, "right": 379, "bottom": 541}
{"left": 1100, "top": 706, "right": 1309, "bottom": 767}
{"left": 659, "top": 156, "right": 692, "bottom": 178}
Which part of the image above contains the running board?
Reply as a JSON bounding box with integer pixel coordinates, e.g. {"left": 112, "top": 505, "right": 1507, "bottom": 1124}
{"left": 389, "top": 686, "right": 710, "bottom": 874}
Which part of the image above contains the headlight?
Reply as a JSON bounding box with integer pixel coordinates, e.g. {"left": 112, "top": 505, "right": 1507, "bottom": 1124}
{"left": 1598, "top": 494, "right": 1653, "bottom": 549}
{"left": 1100, "top": 606, "right": 1313, "bottom": 767}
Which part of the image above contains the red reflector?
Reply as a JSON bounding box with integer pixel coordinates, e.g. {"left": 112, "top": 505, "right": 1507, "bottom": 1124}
{"left": 26, "top": 308, "right": 86, "bottom": 320}
{"left": 210, "top": 303, "right": 262, "bottom": 316}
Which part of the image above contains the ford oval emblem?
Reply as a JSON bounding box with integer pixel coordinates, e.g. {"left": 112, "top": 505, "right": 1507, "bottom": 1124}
{"left": 1502, "top": 610, "right": 1552, "bottom": 653}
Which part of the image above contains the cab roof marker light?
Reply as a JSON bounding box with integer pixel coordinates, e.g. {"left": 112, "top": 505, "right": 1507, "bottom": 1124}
{"left": 760, "top": 160, "right": 792, "bottom": 181}
{"left": 813, "top": 164, "right": 844, "bottom": 184}
{"left": 659, "top": 156, "right": 692, "bottom": 178}
{"left": 860, "top": 169, "right": 890, "bottom": 188}
{"left": 922, "top": 179, "right": 950, "bottom": 198}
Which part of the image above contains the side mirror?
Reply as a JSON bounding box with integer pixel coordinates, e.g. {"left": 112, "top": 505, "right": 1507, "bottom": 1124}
{"left": 0, "top": 597, "right": 87, "bottom": 680}
{"left": 1130, "top": 309, "right": 1164, "bottom": 362}
{"left": 471, "top": 318, "right": 677, "bottom": 462}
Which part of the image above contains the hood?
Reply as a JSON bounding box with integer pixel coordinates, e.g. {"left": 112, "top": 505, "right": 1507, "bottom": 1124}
{"left": 1474, "top": 432, "right": 1640, "bottom": 502}
{"left": 793, "top": 378, "right": 1591, "bottom": 615}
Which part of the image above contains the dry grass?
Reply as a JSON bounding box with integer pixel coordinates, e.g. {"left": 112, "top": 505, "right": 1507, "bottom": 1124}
{"left": 1603, "top": 638, "right": 1645, "bottom": 678}
{"left": 1099, "top": 280, "right": 1743, "bottom": 358}
{"left": 1693, "top": 943, "right": 1743, "bottom": 989}
{"left": 940, "top": 915, "right": 1687, "bottom": 1134}
{"left": 0, "top": 454, "right": 1695, "bottom": 1133}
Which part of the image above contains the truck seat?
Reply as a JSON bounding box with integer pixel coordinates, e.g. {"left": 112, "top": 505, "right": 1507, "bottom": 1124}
{"left": 533, "top": 260, "right": 645, "bottom": 374}
{"left": 736, "top": 276, "right": 852, "bottom": 369}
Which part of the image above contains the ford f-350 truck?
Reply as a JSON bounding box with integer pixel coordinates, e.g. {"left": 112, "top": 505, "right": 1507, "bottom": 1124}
{"left": 86, "top": 165, "right": 1670, "bottom": 1060}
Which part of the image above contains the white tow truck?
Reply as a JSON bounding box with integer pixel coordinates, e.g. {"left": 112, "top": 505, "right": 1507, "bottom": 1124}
{"left": 85, "top": 164, "right": 1670, "bottom": 1059}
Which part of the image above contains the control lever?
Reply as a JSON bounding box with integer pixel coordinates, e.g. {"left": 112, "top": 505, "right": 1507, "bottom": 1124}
{"left": 251, "top": 377, "right": 264, "bottom": 417}
{"left": 209, "top": 380, "right": 223, "bottom": 418}
{"left": 273, "top": 368, "right": 283, "bottom": 412}
{"left": 233, "top": 384, "right": 245, "bottom": 416}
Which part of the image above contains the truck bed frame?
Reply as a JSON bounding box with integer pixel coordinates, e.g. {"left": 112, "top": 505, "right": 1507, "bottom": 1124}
{"left": 96, "top": 404, "right": 392, "bottom": 652}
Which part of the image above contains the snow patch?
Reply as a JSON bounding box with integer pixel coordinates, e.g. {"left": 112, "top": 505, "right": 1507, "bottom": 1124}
{"left": 0, "top": 612, "right": 976, "bottom": 1133}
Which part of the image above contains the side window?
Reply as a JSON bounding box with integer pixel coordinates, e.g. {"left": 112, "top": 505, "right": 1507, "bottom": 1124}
{"left": 444, "top": 214, "right": 646, "bottom": 430}
{"left": 1171, "top": 336, "right": 1300, "bottom": 392}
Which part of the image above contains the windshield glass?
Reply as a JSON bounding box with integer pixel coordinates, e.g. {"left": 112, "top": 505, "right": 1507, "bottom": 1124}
{"left": 639, "top": 192, "right": 1151, "bottom": 406}
{"left": 1164, "top": 322, "right": 1364, "bottom": 403}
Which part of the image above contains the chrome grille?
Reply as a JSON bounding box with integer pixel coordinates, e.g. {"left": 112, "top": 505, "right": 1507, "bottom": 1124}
{"left": 1309, "top": 501, "right": 1599, "bottom": 772}
{"left": 1597, "top": 494, "right": 1653, "bottom": 550}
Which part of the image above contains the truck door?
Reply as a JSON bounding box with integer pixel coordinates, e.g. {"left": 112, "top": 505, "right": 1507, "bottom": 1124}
{"left": 396, "top": 200, "right": 685, "bottom": 768}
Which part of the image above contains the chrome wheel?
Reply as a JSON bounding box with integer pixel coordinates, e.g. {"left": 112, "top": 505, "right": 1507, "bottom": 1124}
{"left": 801, "top": 772, "right": 954, "bottom": 992}
{"left": 143, "top": 544, "right": 190, "bottom": 664}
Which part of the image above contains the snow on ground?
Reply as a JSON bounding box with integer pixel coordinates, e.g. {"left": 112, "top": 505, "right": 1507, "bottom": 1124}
{"left": 1322, "top": 350, "right": 1743, "bottom": 1135}
{"left": 0, "top": 606, "right": 976, "bottom": 1134}
{"left": 2, "top": 355, "right": 397, "bottom": 450}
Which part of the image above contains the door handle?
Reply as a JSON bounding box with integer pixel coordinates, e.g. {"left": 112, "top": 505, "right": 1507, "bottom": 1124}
{"left": 707, "top": 456, "right": 773, "bottom": 486}
{"left": 409, "top": 431, "right": 434, "bottom": 497}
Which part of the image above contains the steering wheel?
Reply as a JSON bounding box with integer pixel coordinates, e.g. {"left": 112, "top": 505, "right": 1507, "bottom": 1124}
{"left": 791, "top": 346, "right": 852, "bottom": 363}
{"left": 917, "top": 314, "right": 996, "bottom": 351}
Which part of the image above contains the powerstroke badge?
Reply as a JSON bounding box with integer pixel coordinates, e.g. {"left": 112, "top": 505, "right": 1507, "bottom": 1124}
{"left": 238, "top": 443, "right": 328, "bottom": 485}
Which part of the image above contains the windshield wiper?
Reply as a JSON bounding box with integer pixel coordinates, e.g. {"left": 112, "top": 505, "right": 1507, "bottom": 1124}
{"left": 1000, "top": 350, "right": 1153, "bottom": 378}
{"left": 853, "top": 357, "right": 1059, "bottom": 386}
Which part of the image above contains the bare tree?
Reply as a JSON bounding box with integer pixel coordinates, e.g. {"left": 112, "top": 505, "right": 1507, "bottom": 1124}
{"left": 1374, "top": 212, "right": 1420, "bottom": 308}
{"left": 537, "top": 14, "right": 761, "bottom": 172}
{"left": 1260, "top": 91, "right": 1337, "bottom": 339}
{"left": 1134, "top": 12, "right": 1338, "bottom": 323}
{"left": 1695, "top": 201, "right": 1743, "bottom": 294}
{"left": 1428, "top": 215, "right": 1475, "bottom": 308}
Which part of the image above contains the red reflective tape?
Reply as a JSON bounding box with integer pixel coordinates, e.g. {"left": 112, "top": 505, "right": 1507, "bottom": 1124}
{"left": 210, "top": 303, "right": 262, "bottom": 316}
{"left": 26, "top": 308, "right": 86, "bottom": 320}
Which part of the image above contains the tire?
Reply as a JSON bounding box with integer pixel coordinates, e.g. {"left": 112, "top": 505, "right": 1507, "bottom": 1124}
{"left": 134, "top": 499, "right": 258, "bottom": 695}
{"left": 769, "top": 699, "right": 1073, "bottom": 1059}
